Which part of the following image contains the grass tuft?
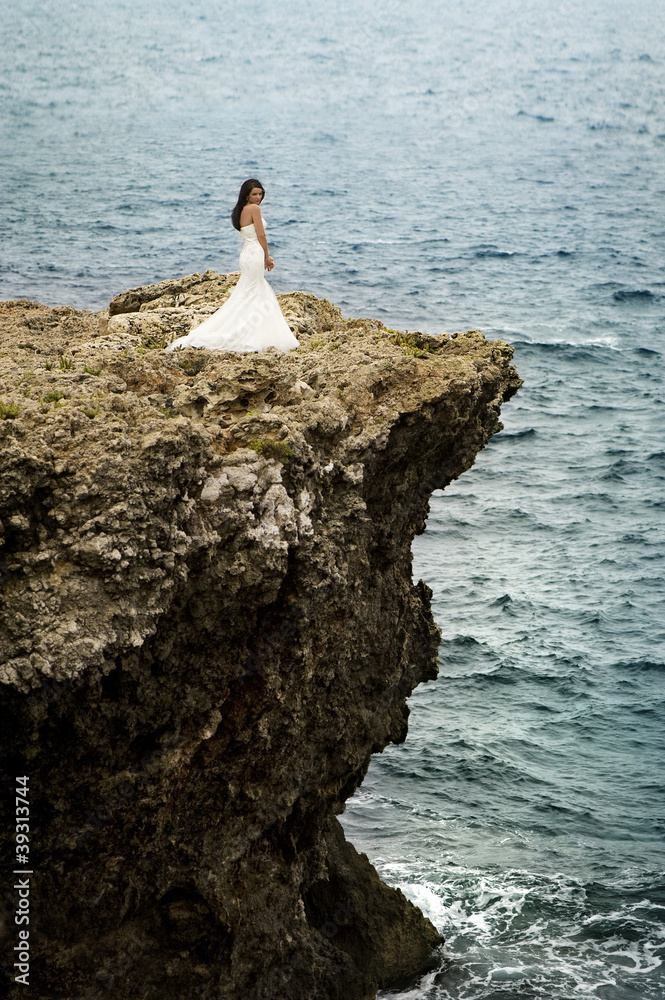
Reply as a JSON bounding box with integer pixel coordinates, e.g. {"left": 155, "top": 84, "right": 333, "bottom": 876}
{"left": 0, "top": 401, "right": 20, "bottom": 419}
{"left": 389, "top": 331, "right": 440, "bottom": 358}
{"left": 249, "top": 438, "right": 294, "bottom": 461}
{"left": 144, "top": 331, "right": 170, "bottom": 350}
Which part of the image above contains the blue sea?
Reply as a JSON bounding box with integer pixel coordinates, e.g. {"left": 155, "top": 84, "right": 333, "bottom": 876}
{"left": 2, "top": 1, "right": 664, "bottom": 997}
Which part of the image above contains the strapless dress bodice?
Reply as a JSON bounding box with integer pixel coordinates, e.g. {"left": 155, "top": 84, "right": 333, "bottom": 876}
{"left": 240, "top": 223, "right": 260, "bottom": 245}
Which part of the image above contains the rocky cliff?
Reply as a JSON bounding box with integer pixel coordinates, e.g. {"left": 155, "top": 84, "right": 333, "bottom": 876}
{"left": 0, "top": 274, "right": 521, "bottom": 999}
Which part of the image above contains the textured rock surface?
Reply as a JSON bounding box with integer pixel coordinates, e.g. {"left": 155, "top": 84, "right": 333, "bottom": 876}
{"left": 0, "top": 279, "right": 520, "bottom": 999}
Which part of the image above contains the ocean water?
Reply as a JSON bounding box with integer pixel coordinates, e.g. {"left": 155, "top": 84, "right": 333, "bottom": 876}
{"left": 3, "top": 1, "right": 664, "bottom": 997}
{"left": 344, "top": 333, "right": 665, "bottom": 999}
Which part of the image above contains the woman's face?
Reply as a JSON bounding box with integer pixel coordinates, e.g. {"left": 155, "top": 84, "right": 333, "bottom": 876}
{"left": 247, "top": 187, "right": 264, "bottom": 205}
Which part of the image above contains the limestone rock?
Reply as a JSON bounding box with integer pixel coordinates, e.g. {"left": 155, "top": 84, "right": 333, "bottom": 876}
{"left": 108, "top": 270, "right": 239, "bottom": 315}
{"left": 0, "top": 280, "right": 520, "bottom": 999}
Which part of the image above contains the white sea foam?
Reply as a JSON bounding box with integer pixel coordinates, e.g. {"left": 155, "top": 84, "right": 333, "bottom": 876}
{"left": 372, "top": 861, "right": 665, "bottom": 999}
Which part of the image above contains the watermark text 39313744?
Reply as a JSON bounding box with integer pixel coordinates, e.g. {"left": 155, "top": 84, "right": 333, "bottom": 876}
{"left": 14, "top": 775, "right": 32, "bottom": 986}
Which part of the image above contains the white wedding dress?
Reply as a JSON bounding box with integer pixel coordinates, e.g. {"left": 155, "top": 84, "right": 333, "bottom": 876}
{"left": 165, "top": 223, "right": 299, "bottom": 353}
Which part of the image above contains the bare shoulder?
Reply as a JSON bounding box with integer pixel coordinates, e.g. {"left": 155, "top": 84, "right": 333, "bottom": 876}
{"left": 239, "top": 204, "right": 261, "bottom": 226}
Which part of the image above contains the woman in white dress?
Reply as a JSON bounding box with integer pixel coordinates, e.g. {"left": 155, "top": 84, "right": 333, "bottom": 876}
{"left": 166, "top": 179, "right": 299, "bottom": 353}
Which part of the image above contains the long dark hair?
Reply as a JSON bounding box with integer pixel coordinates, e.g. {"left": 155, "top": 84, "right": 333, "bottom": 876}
{"left": 231, "top": 178, "right": 265, "bottom": 231}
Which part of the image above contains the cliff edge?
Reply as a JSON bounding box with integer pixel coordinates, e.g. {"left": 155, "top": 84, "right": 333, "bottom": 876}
{"left": 0, "top": 274, "right": 521, "bottom": 999}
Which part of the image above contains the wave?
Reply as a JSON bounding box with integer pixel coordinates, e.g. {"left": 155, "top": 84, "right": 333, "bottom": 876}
{"left": 589, "top": 120, "right": 624, "bottom": 131}
{"left": 616, "top": 659, "right": 665, "bottom": 674}
{"left": 376, "top": 865, "right": 665, "bottom": 1000}
{"left": 516, "top": 110, "right": 555, "bottom": 122}
{"left": 494, "top": 427, "right": 536, "bottom": 440}
{"left": 635, "top": 346, "right": 662, "bottom": 356}
{"left": 473, "top": 249, "right": 517, "bottom": 259}
{"left": 511, "top": 339, "right": 627, "bottom": 354}
{"left": 613, "top": 289, "right": 657, "bottom": 302}
{"left": 600, "top": 458, "right": 643, "bottom": 480}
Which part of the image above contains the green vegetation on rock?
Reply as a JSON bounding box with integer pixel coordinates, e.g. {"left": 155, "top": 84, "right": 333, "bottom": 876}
{"left": 250, "top": 438, "right": 294, "bottom": 461}
{"left": 389, "top": 330, "right": 441, "bottom": 358}
{"left": 0, "top": 400, "right": 19, "bottom": 419}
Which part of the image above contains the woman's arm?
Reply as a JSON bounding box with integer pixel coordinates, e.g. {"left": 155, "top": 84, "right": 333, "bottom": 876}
{"left": 248, "top": 204, "right": 274, "bottom": 271}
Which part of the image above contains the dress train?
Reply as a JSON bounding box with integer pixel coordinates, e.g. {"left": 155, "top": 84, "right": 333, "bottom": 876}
{"left": 166, "top": 224, "right": 299, "bottom": 353}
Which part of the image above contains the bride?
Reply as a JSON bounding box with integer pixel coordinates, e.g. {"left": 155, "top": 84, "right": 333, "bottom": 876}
{"left": 165, "top": 179, "right": 299, "bottom": 353}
